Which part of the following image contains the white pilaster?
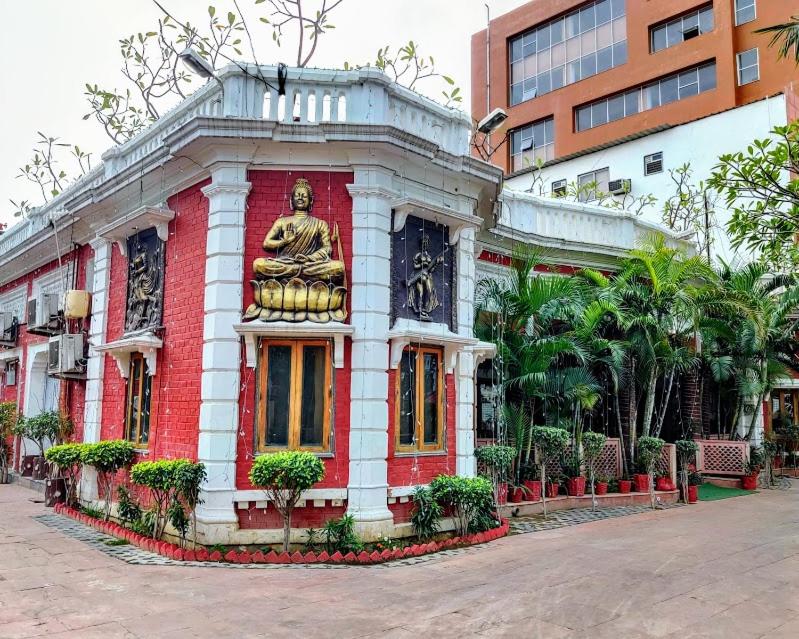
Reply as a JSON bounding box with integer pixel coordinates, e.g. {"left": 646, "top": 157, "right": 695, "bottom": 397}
{"left": 345, "top": 169, "right": 396, "bottom": 536}
{"left": 195, "top": 164, "right": 250, "bottom": 542}
{"left": 456, "top": 228, "right": 477, "bottom": 477}
{"left": 80, "top": 238, "right": 112, "bottom": 501}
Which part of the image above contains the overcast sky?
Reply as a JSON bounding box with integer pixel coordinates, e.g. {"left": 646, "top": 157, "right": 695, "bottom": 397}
{"left": 0, "top": 0, "right": 529, "bottom": 228}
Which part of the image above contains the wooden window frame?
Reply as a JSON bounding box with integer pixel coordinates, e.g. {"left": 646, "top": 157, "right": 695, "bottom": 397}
{"left": 125, "top": 352, "right": 151, "bottom": 448}
{"left": 256, "top": 338, "right": 332, "bottom": 453}
{"left": 395, "top": 345, "right": 445, "bottom": 454}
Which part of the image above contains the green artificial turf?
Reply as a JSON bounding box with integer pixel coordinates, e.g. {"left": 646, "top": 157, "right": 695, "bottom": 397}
{"left": 697, "top": 483, "right": 756, "bottom": 501}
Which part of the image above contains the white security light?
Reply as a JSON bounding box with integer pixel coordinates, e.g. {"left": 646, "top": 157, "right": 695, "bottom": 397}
{"left": 178, "top": 47, "right": 216, "bottom": 79}
{"left": 477, "top": 108, "right": 508, "bottom": 134}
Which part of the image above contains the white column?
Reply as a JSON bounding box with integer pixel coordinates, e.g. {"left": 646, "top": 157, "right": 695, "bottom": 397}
{"left": 346, "top": 169, "right": 395, "bottom": 537}
{"left": 195, "top": 164, "right": 250, "bottom": 543}
{"left": 80, "top": 238, "right": 112, "bottom": 501}
{"left": 456, "top": 227, "right": 477, "bottom": 477}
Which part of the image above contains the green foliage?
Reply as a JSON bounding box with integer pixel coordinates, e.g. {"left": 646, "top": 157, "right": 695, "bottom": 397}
{"left": 429, "top": 475, "right": 494, "bottom": 537}
{"left": 167, "top": 496, "right": 190, "bottom": 539}
{"left": 323, "top": 515, "right": 363, "bottom": 555}
{"left": 0, "top": 401, "right": 16, "bottom": 480}
{"left": 531, "top": 427, "right": 569, "bottom": 463}
{"left": 637, "top": 437, "right": 665, "bottom": 472}
{"left": 81, "top": 440, "right": 135, "bottom": 474}
{"left": 44, "top": 443, "right": 85, "bottom": 471}
{"left": 14, "top": 411, "right": 71, "bottom": 454}
{"left": 81, "top": 505, "right": 104, "bottom": 519}
{"left": 688, "top": 472, "right": 704, "bottom": 486}
{"left": 474, "top": 445, "right": 516, "bottom": 475}
{"left": 582, "top": 432, "right": 607, "bottom": 462}
{"left": 249, "top": 451, "right": 325, "bottom": 552}
{"left": 116, "top": 485, "right": 142, "bottom": 527}
{"left": 302, "top": 528, "right": 322, "bottom": 553}
{"left": 675, "top": 440, "right": 699, "bottom": 468}
{"left": 410, "top": 486, "right": 442, "bottom": 541}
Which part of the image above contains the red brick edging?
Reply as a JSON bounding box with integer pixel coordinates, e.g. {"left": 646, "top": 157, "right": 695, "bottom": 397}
{"left": 53, "top": 503, "right": 509, "bottom": 565}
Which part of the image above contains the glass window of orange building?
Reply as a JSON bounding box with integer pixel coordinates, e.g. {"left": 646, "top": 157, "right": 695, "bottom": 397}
{"left": 509, "top": 0, "right": 627, "bottom": 106}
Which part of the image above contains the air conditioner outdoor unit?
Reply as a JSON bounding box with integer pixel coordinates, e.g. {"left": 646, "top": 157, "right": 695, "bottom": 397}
{"left": 27, "top": 293, "right": 61, "bottom": 336}
{"left": 47, "top": 334, "right": 86, "bottom": 378}
{"left": 0, "top": 312, "right": 18, "bottom": 347}
{"left": 608, "top": 179, "right": 631, "bottom": 195}
{"left": 551, "top": 179, "right": 567, "bottom": 197}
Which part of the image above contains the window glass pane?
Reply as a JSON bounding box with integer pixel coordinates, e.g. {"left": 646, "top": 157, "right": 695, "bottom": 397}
{"left": 739, "top": 48, "right": 757, "bottom": 67}
{"left": 538, "top": 49, "right": 552, "bottom": 72}
{"left": 399, "top": 350, "right": 415, "bottom": 446}
{"left": 612, "top": 41, "right": 627, "bottom": 65}
{"left": 551, "top": 18, "right": 565, "bottom": 45}
{"left": 537, "top": 25, "right": 551, "bottom": 51}
{"left": 610, "top": 0, "right": 625, "bottom": 18}
{"left": 423, "top": 353, "right": 440, "bottom": 445}
{"left": 566, "top": 12, "right": 580, "bottom": 38}
{"left": 537, "top": 71, "right": 552, "bottom": 95}
{"left": 511, "top": 83, "right": 523, "bottom": 105}
{"left": 140, "top": 371, "right": 151, "bottom": 444}
{"left": 597, "top": 46, "right": 613, "bottom": 73}
{"left": 595, "top": 0, "right": 612, "bottom": 25}
{"left": 524, "top": 54, "right": 537, "bottom": 79}
{"left": 510, "top": 38, "right": 522, "bottom": 62}
{"left": 511, "top": 61, "right": 524, "bottom": 84}
{"left": 683, "top": 13, "right": 699, "bottom": 32}
{"left": 551, "top": 41, "right": 566, "bottom": 67}
{"left": 532, "top": 121, "right": 546, "bottom": 145}
{"left": 652, "top": 26, "right": 667, "bottom": 52}
{"left": 576, "top": 106, "right": 591, "bottom": 131}
{"left": 299, "top": 345, "right": 326, "bottom": 447}
{"left": 740, "top": 65, "right": 758, "bottom": 84}
{"left": 679, "top": 81, "right": 698, "bottom": 98}
{"left": 568, "top": 59, "right": 581, "bottom": 83}
{"left": 591, "top": 101, "right": 607, "bottom": 127}
{"left": 551, "top": 65, "right": 565, "bottom": 91}
{"left": 698, "top": 63, "right": 716, "bottom": 91}
{"left": 266, "top": 345, "right": 292, "bottom": 446}
{"left": 699, "top": 7, "right": 714, "bottom": 33}
{"left": 581, "top": 52, "right": 597, "bottom": 78}
{"left": 545, "top": 117, "right": 554, "bottom": 143}
{"left": 566, "top": 35, "right": 581, "bottom": 62}
{"left": 597, "top": 21, "right": 612, "bottom": 49}
{"left": 608, "top": 95, "right": 624, "bottom": 121}
{"left": 624, "top": 90, "right": 640, "bottom": 116}
{"left": 612, "top": 17, "right": 626, "bottom": 42}
{"left": 523, "top": 41, "right": 536, "bottom": 58}
{"left": 581, "top": 29, "right": 597, "bottom": 55}
{"left": 644, "top": 83, "right": 660, "bottom": 109}
{"left": 580, "top": 5, "right": 596, "bottom": 32}
{"left": 667, "top": 21, "right": 682, "bottom": 46}
{"left": 660, "top": 76, "right": 678, "bottom": 104}
{"left": 127, "top": 357, "right": 142, "bottom": 442}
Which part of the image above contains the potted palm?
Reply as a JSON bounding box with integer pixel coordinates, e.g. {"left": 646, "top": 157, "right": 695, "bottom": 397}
{"left": 563, "top": 456, "right": 586, "bottom": 497}
{"left": 687, "top": 471, "right": 703, "bottom": 503}
{"left": 742, "top": 447, "right": 763, "bottom": 490}
{"left": 520, "top": 463, "right": 542, "bottom": 502}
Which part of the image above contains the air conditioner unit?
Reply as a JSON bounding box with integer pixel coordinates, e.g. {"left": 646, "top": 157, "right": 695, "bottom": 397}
{"left": 551, "top": 179, "right": 567, "bottom": 197}
{"left": 5, "top": 361, "right": 16, "bottom": 386}
{"left": 0, "top": 312, "right": 18, "bottom": 347}
{"left": 608, "top": 179, "right": 632, "bottom": 195}
{"left": 27, "top": 293, "right": 61, "bottom": 336}
{"left": 47, "top": 334, "right": 86, "bottom": 378}
{"left": 644, "top": 154, "right": 663, "bottom": 176}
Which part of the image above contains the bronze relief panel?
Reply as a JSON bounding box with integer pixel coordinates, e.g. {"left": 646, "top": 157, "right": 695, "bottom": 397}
{"left": 125, "top": 227, "right": 165, "bottom": 334}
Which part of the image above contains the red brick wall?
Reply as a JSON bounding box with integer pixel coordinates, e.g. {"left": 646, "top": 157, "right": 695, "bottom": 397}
{"left": 235, "top": 169, "right": 354, "bottom": 495}
{"left": 238, "top": 501, "right": 347, "bottom": 530}
{"left": 100, "top": 179, "right": 209, "bottom": 463}
{"left": 386, "top": 369, "right": 457, "bottom": 488}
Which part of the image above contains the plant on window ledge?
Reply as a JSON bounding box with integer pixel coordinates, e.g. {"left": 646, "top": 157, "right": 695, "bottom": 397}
{"left": 249, "top": 450, "right": 325, "bottom": 552}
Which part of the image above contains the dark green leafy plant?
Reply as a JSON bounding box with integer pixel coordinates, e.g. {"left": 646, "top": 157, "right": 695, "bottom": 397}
{"left": 410, "top": 485, "right": 443, "bottom": 541}
{"left": 81, "top": 504, "right": 104, "bottom": 519}
{"left": 0, "top": 402, "right": 17, "bottom": 484}
{"left": 303, "top": 528, "right": 322, "bottom": 553}
{"left": 582, "top": 431, "right": 607, "bottom": 511}
{"left": 531, "top": 426, "right": 569, "bottom": 517}
{"left": 249, "top": 451, "right": 325, "bottom": 552}
{"left": 44, "top": 443, "right": 86, "bottom": 506}
{"left": 429, "top": 475, "right": 494, "bottom": 537}
{"left": 116, "top": 485, "right": 142, "bottom": 527}
{"left": 81, "top": 440, "right": 136, "bottom": 520}
{"left": 14, "top": 411, "right": 71, "bottom": 456}
{"left": 637, "top": 436, "right": 665, "bottom": 509}
{"left": 322, "top": 514, "right": 363, "bottom": 555}
{"left": 474, "top": 444, "right": 515, "bottom": 508}
{"left": 675, "top": 440, "right": 699, "bottom": 504}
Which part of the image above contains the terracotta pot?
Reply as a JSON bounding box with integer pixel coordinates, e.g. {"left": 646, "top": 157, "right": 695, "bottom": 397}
{"left": 497, "top": 482, "right": 508, "bottom": 505}
{"left": 655, "top": 477, "right": 671, "bottom": 491}
{"left": 595, "top": 481, "right": 608, "bottom": 496}
{"left": 509, "top": 487, "right": 525, "bottom": 503}
{"left": 633, "top": 473, "right": 649, "bottom": 493}
{"left": 741, "top": 474, "right": 758, "bottom": 490}
{"left": 523, "top": 480, "right": 542, "bottom": 501}
{"left": 566, "top": 476, "right": 586, "bottom": 497}
{"left": 545, "top": 482, "right": 559, "bottom": 498}
{"left": 687, "top": 485, "right": 699, "bottom": 504}
{"left": 618, "top": 479, "right": 632, "bottom": 494}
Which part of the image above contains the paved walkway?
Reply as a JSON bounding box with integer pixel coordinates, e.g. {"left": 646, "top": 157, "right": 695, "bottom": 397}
{"left": 1, "top": 483, "right": 798, "bottom": 638}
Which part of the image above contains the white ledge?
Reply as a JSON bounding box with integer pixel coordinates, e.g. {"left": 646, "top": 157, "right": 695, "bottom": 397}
{"left": 387, "top": 318, "right": 478, "bottom": 372}
{"left": 95, "top": 205, "right": 174, "bottom": 257}
{"left": 233, "top": 321, "right": 354, "bottom": 368}
{"left": 234, "top": 488, "right": 347, "bottom": 504}
{"left": 0, "top": 347, "right": 21, "bottom": 363}
{"left": 469, "top": 341, "right": 497, "bottom": 367}
{"left": 94, "top": 332, "right": 163, "bottom": 377}
{"left": 392, "top": 197, "right": 482, "bottom": 245}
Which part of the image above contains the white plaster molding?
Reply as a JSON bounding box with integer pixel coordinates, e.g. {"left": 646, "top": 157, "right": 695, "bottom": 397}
{"left": 0, "top": 285, "right": 27, "bottom": 322}
{"left": 0, "top": 348, "right": 21, "bottom": 363}
{"left": 233, "top": 321, "right": 354, "bottom": 368}
{"left": 391, "top": 197, "right": 482, "bottom": 245}
{"left": 32, "top": 263, "right": 75, "bottom": 303}
{"left": 388, "top": 318, "right": 478, "bottom": 372}
{"left": 469, "top": 340, "right": 497, "bottom": 367}
{"left": 233, "top": 488, "right": 347, "bottom": 503}
{"left": 94, "top": 332, "right": 163, "bottom": 377}
{"left": 200, "top": 182, "right": 252, "bottom": 198}
{"left": 95, "top": 205, "right": 174, "bottom": 257}
{"left": 345, "top": 183, "right": 399, "bottom": 199}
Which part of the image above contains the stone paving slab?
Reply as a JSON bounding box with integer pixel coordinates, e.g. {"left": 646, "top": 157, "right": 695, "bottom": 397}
{"left": 508, "top": 503, "right": 682, "bottom": 534}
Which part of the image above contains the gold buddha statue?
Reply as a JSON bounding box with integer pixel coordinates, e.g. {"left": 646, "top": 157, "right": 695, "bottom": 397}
{"left": 244, "top": 178, "right": 347, "bottom": 323}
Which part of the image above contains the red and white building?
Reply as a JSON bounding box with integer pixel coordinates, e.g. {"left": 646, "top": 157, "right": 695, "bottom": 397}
{"left": 1, "top": 63, "right": 689, "bottom": 543}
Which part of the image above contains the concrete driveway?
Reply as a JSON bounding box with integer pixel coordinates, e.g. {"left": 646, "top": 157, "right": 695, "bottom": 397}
{"left": 1, "top": 482, "right": 798, "bottom": 638}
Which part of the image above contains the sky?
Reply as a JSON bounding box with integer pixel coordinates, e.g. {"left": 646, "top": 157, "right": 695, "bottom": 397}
{"left": 0, "top": 0, "right": 530, "bottom": 229}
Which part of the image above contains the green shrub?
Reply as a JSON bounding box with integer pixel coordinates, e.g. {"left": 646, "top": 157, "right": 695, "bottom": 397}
{"left": 14, "top": 411, "right": 71, "bottom": 455}
{"left": 582, "top": 431, "right": 607, "bottom": 511}
{"left": 410, "top": 485, "right": 443, "bottom": 541}
{"left": 249, "top": 451, "right": 325, "bottom": 552}
{"left": 429, "top": 475, "right": 494, "bottom": 537}
{"left": 81, "top": 440, "right": 136, "bottom": 520}
{"left": 116, "top": 485, "right": 142, "bottom": 527}
{"left": 45, "top": 443, "right": 86, "bottom": 506}
{"left": 475, "top": 444, "right": 515, "bottom": 508}
{"left": 637, "top": 436, "right": 665, "bottom": 509}
{"left": 0, "top": 402, "right": 17, "bottom": 483}
{"left": 531, "top": 426, "right": 569, "bottom": 517}
{"left": 675, "top": 440, "right": 699, "bottom": 468}
{"left": 322, "top": 514, "right": 363, "bottom": 554}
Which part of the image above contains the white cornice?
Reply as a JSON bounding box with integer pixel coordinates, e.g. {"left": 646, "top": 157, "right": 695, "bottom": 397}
{"left": 387, "top": 318, "right": 478, "bottom": 372}
{"left": 94, "top": 332, "right": 163, "bottom": 378}
{"left": 233, "top": 321, "right": 354, "bottom": 368}
{"left": 95, "top": 206, "right": 175, "bottom": 257}
{"left": 391, "top": 197, "right": 482, "bottom": 245}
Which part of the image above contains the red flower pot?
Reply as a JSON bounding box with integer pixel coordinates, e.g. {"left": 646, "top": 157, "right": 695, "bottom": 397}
{"left": 509, "top": 487, "right": 524, "bottom": 503}
{"left": 497, "top": 482, "right": 508, "bottom": 505}
{"left": 687, "top": 485, "right": 698, "bottom": 504}
{"left": 741, "top": 473, "right": 758, "bottom": 490}
{"left": 566, "top": 476, "right": 586, "bottom": 497}
{"left": 655, "top": 477, "right": 671, "bottom": 491}
{"left": 545, "top": 482, "right": 559, "bottom": 498}
{"left": 618, "top": 479, "right": 632, "bottom": 493}
{"left": 523, "top": 480, "right": 542, "bottom": 501}
{"left": 633, "top": 473, "right": 650, "bottom": 493}
{"left": 595, "top": 481, "right": 608, "bottom": 496}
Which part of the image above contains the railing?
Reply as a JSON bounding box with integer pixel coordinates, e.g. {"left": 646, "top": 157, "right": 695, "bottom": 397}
{"left": 695, "top": 439, "right": 749, "bottom": 476}
{"left": 0, "top": 64, "right": 472, "bottom": 261}
{"left": 496, "top": 191, "right": 693, "bottom": 256}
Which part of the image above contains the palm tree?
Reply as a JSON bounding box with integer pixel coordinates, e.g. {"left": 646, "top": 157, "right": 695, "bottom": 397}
{"left": 756, "top": 17, "right": 799, "bottom": 65}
